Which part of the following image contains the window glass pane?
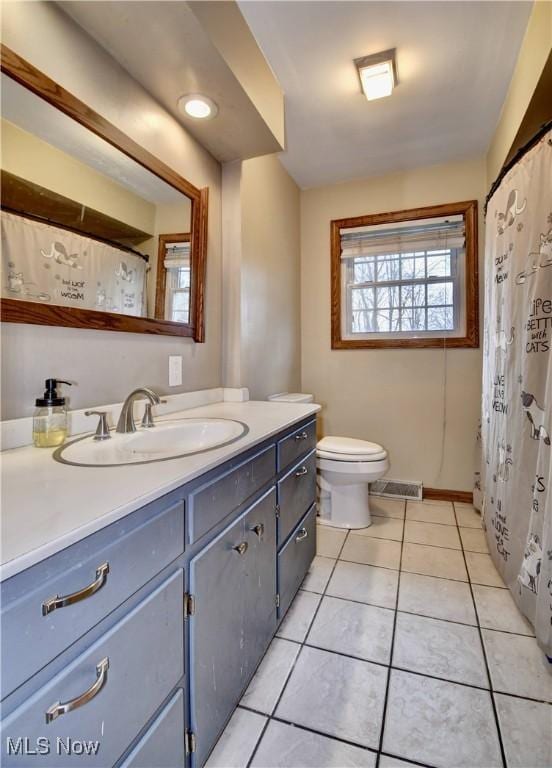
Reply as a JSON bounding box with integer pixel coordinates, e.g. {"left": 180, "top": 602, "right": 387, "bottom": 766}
{"left": 401, "top": 284, "right": 425, "bottom": 307}
{"left": 353, "top": 258, "right": 375, "bottom": 283}
{"left": 171, "top": 310, "right": 189, "bottom": 323}
{"left": 401, "top": 257, "right": 414, "bottom": 279}
{"left": 414, "top": 257, "right": 426, "bottom": 278}
{"left": 172, "top": 291, "right": 189, "bottom": 312}
{"left": 352, "top": 288, "right": 374, "bottom": 310}
{"left": 376, "top": 257, "right": 400, "bottom": 282}
{"left": 427, "top": 252, "right": 451, "bottom": 277}
{"left": 352, "top": 310, "right": 374, "bottom": 333}
{"left": 376, "top": 310, "right": 390, "bottom": 331}
{"left": 427, "top": 307, "right": 452, "bottom": 331}
{"left": 427, "top": 282, "right": 453, "bottom": 306}
{"left": 376, "top": 286, "right": 399, "bottom": 308}
{"left": 177, "top": 268, "right": 190, "bottom": 288}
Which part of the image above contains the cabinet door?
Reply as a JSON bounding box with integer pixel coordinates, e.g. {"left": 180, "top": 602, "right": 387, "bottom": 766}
{"left": 188, "top": 488, "right": 276, "bottom": 767}
{"left": 243, "top": 490, "right": 277, "bottom": 671}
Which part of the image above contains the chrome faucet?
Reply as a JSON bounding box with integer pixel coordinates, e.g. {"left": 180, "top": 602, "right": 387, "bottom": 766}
{"left": 116, "top": 387, "right": 161, "bottom": 434}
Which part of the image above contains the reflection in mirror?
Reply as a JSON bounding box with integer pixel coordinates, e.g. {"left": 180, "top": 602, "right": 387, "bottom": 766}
{"left": 1, "top": 73, "right": 192, "bottom": 324}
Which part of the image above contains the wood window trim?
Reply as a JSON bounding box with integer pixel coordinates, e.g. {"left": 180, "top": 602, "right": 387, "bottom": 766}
{"left": 0, "top": 44, "right": 208, "bottom": 341}
{"left": 330, "top": 200, "right": 479, "bottom": 350}
{"left": 154, "top": 233, "right": 191, "bottom": 321}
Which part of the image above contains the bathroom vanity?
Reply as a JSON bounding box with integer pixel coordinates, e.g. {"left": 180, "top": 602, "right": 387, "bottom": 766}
{"left": 0, "top": 403, "right": 318, "bottom": 767}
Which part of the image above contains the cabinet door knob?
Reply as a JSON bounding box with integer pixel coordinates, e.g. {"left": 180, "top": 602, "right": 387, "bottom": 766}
{"left": 294, "top": 431, "right": 308, "bottom": 441}
{"left": 295, "top": 466, "right": 308, "bottom": 478}
{"left": 45, "top": 657, "right": 109, "bottom": 723}
{"left": 295, "top": 527, "right": 308, "bottom": 542}
{"left": 233, "top": 542, "right": 248, "bottom": 556}
{"left": 42, "top": 562, "right": 110, "bottom": 616}
{"left": 251, "top": 523, "right": 265, "bottom": 540}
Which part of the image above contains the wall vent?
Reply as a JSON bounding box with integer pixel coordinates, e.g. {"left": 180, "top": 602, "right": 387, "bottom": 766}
{"left": 370, "top": 478, "right": 423, "bottom": 501}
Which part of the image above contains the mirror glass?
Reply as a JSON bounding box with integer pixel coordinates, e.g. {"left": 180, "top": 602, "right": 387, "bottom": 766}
{"left": 1, "top": 74, "right": 192, "bottom": 324}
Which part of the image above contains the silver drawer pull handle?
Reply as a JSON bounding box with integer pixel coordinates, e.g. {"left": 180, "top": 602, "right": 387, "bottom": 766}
{"left": 294, "top": 431, "right": 308, "bottom": 441}
{"left": 295, "top": 528, "right": 308, "bottom": 542}
{"left": 251, "top": 523, "right": 265, "bottom": 540}
{"left": 42, "top": 563, "right": 110, "bottom": 616}
{"left": 45, "top": 657, "right": 109, "bottom": 724}
{"left": 295, "top": 466, "right": 308, "bottom": 477}
{"left": 233, "top": 542, "right": 248, "bottom": 556}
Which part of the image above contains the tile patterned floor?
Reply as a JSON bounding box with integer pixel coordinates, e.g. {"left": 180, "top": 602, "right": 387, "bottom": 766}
{"left": 207, "top": 499, "right": 552, "bottom": 768}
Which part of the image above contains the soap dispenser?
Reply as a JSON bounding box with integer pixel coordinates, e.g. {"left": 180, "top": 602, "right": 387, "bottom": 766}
{"left": 33, "top": 379, "right": 72, "bottom": 448}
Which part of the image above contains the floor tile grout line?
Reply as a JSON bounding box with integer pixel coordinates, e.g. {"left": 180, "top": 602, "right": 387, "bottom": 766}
{"left": 240, "top": 700, "right": 438, "bottom": 768}
{"left": 280, "top": 590, "right": 535, "bottom": 639}
{"left": 245, "top": 527, "right": 353, "bottom": 768}
{"left": 319, "top": 555, "right": 509, "bottom": 587}
{"left": 376, "top": 498, "right": 406, "bottom": 767}
{"left": 452, "top": 501, "right": 509, "bottom": 768}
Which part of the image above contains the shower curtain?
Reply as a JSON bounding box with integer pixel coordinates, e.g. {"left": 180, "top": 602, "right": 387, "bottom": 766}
{"left": 1, "top": 211, "right": 147, "bottom": 316}
{"left": 481, "top": 128, "right": 552, "bottom": 656}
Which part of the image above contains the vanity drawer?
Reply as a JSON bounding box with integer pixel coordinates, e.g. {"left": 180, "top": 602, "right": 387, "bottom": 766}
{"left": 188, "top": 444, "right": 276, "bottom": 543}
{"left": 277, "top": 450, "right": 316, "bottom": 547}
{"left": 119, "top": 689, "right": 185, "bottom": 768}
{"left": 278, "top": 420, "right": 317, "bottom": 472}
{"left": 1, "top": 498, "right": 184, "bottom": 700}
{"left": 277, "top": 504, "right": 316, "bottom": 619}
{"left": 0, "top": 570, "right": 184, "bottom": 768}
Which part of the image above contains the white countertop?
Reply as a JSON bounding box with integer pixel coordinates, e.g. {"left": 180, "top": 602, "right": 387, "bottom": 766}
{"left": 0, "top": 400, "right": 320, "bottom": 581}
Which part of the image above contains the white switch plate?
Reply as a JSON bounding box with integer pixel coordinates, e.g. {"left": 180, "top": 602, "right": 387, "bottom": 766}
{"left": 168, "top": 355, "right": 183, "bottom": 387}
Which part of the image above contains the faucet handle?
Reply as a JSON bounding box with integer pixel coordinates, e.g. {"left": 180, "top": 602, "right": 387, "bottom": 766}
{"left": 85, "top": 411, "right": 111, "bottom": 441}
{"left": 141, "top": 400, "right": 167, "bottom": 429}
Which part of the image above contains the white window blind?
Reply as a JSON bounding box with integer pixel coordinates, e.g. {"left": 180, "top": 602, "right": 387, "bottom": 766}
{"left": 341, "top": 214, "right": 467, "bottom": 339}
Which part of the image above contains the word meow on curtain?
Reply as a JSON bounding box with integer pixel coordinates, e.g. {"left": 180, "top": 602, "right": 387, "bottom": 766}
{"left": 482, "top": 128, "right": 552, "bottom": 656}
{"left": 1, "top": 211, "right": 147, "bottom": 317}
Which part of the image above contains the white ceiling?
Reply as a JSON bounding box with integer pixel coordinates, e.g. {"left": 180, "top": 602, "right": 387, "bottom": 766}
{"left": 58, "top": 1, "right": 282, "bottom": 162}
{"left": 238, "top": 1, "right": 532, "bottom": 188}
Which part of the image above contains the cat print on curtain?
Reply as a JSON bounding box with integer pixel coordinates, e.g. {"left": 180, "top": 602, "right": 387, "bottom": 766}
{"left": 481, "top": 129, "right": 552, "bottom": 656}
{"left": 1, "top": 211, "right": 147, "bottom": 317}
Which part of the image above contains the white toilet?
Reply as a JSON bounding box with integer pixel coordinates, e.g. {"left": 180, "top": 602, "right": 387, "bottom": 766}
{"left": 267, "top": 393, "right": 389, "bottom": 530}
{"left": 317, "top": 436, "right": 389, "bottom": 529}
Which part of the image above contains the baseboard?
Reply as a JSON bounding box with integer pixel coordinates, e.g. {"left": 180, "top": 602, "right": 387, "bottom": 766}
{"left": 423, "top": 487, "right": 473, "bottom": 504}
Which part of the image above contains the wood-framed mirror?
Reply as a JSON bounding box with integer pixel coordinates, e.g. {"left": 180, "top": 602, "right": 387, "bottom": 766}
{"left": 0, "top": 45, "right": 208, "bottom": 341}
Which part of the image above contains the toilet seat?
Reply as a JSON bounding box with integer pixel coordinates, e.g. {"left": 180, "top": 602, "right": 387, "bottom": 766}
{"left": 317, "top": 435, "right": 387, "bottom": 462}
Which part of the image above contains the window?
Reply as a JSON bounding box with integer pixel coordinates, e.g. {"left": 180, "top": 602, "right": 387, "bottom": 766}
{"left": 331, "top": 201, "right": 479, "bottom": 349}
{"left": 154, "top": 234, "right": 191, "bottom": 323}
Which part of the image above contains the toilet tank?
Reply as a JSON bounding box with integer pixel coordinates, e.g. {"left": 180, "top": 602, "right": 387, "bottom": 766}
{"left": 267, "top": 392, "right": 314, "bottom": 403}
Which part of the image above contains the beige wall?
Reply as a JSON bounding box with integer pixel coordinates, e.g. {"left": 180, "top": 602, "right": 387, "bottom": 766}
{"left": 241, "top": 155, "right": 301, "bottom": 399}
{"left": 301, "top": 157, "right": 487, "bottom": 491}
{"left": 1, "top": 119, "right": 156, "bottom": 234}
{"left": 486, "top": 0, "right": 552, "bottom": 184}
{"left": 1, "top": 1, "right": 222, "bottom": 419}
{"left": 221, "top": 155, "right": 302, "bottom": 400}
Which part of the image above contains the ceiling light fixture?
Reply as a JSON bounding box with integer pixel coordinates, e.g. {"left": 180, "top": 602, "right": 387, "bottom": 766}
{"left": 354, "top": 49, "right": 397, "bottom": 101}
{"left": 177, "top": 94, "right": 218, "bottom": 120}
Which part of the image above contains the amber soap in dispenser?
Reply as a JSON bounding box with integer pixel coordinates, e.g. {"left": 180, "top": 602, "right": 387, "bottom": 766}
{"left": 32, "top": 379, "right": 72, "bottom": 448}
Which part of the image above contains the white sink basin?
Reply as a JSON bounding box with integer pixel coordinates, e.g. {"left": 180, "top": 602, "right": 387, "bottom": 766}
{"left": 54, "top": 417, "right": 248, "bottom": 467}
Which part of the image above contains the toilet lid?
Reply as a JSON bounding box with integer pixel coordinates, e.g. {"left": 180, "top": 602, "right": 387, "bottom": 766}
{"left": 317, "top": 436, "right": 387, "bottom": 462}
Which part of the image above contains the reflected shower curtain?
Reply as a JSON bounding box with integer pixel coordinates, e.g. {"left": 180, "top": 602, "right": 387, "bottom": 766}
{"left": 481, "top": 128, "right": 552, "bottom": 655}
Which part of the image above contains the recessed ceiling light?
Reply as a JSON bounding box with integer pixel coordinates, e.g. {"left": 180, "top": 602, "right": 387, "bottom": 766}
{"left": 177, "top": 94, "right": 218, "bottom": 120}
{"left": 354, "top": 49, "right": 397, "bottom": 101}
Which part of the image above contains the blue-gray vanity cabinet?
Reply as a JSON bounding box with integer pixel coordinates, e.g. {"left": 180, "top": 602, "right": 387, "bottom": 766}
{"left": 0, "top": 498, "right": 184, "bottom": 701}
{"left": 277, "top": 419, "right": 317, "bottom": 471}
{"left": 277, "top": 504, "right": 317, "bottom": 618}
{"left": 0, "top": 569, "right": 184, "bottom": 768}
{"left": 119, "top": 690, "right": 185, "bottom": 768}
{"left": 277, "top": 449, "right": 316, "bottom": 547}
{"left": 188, "top": 445, "right": 276, "bottom": 544}
{"left": 188, "top": 487, "right": 277, "bottom": 768}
